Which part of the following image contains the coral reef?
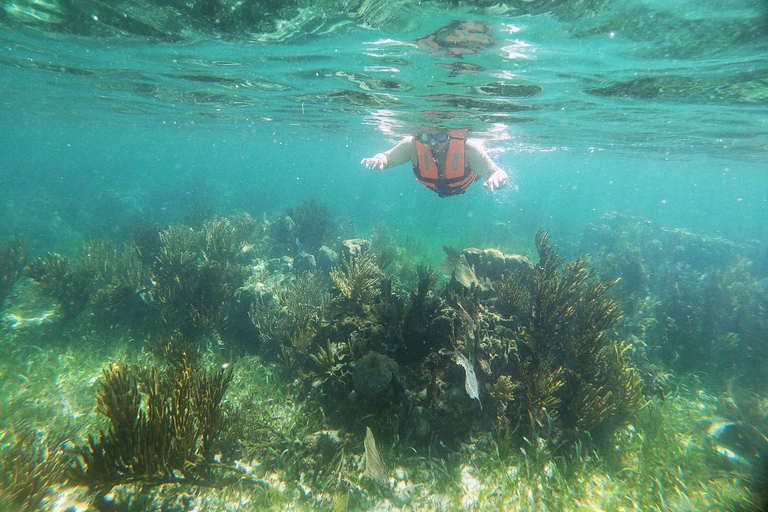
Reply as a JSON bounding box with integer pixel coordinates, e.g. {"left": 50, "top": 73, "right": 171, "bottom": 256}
{"left": 583, "top": 212, "right": 768, "bottom": 390}
{"left": 26, "top": 216, "right": 256, "bottom": 341}
{"left": 0, "top": 427, "right": 65, "bottom": 511}
{"left": 330, "top": 253, "right": 381, "bottom": 314}
{"left": 202, "top": 212, "right": 263, "bottom": 265}
{"left": 28, "top": 251, "right": 94, "bottom": 320}
{"left": 494, "top": 229, "right": 646, "bottom": 444}
{"left": 203, "top": 216, "right": 246, "bottom": 263}
{"left": 492, "top": 357, "right": 564, "bottom": 433}
{"left": 400, "top": 264, "right": 454, "bottom": 361}
{"left": 353, "top": 352, "right": 398, "bottom": 397}
{"left": 151, "top": 229, "right": 250, "bottom": 336}
{"left": 131, "top": 221, "right": 163, "bottom": 267}
{"left": 249, "top": 272, "right": 329, "bottom": 369}
{"left": 71, "top": 360, "right": 235, "bottom": 490}
{"left": 3, "top": 202, "right": 765, "bottom": 511}
{"left": 267, "top": 215, "right": 298, "bottom": 257}
{"left": 88, "top": 242, "right": 151, "bottom": 332}
{"left": 286, "top": 199, "right": 332, "bottom": 253}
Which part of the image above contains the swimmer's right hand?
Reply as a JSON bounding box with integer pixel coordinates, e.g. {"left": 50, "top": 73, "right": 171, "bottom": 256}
{"left": 361, "top": 154, "right": 387, "bottom": 171}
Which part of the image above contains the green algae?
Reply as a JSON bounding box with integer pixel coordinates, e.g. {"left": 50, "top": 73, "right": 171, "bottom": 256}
{"left": 0, "top": 208, "right": 764, "bottom": 511}
{"left": 0, "top": 328, "right": 760, "bottom": 511}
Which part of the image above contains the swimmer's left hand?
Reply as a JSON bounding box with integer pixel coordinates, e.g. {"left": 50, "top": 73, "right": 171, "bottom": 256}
{"left": 483, "top": 170, "right": 508, "bottom": 192}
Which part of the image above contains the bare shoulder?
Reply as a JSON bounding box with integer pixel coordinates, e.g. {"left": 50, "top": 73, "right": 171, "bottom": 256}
{"left": 464, "top": 137, "right": 501, "bottom": 177}
{"left": 397, "top": 136, "right": 418, "bottom": 156}
{"left": 383, "top": 135, "right": 419, "bottom": 167}
{"left": 394, "top": 135, "right": 417, "bottom": 151}
{"left": 465, "top": 138, "right": 487, "bottom": 152}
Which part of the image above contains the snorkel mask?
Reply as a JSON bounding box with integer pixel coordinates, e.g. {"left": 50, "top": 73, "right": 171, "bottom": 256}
{"left": 416, "top": 132, "right": 450, "bottom": 145}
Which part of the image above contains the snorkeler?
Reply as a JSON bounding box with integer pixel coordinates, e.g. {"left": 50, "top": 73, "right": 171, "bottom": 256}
{"left": 416, "top": 20, "right": 498, "bottom": 59}
{"left": 360, "top": 129, "right": 509, "bottom": 198}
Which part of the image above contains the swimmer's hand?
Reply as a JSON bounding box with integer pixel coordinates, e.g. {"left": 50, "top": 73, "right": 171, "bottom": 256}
{"left": 483, "top": 169, "right": 508, "bottom": 192}
{"left": 361, "top": 154, "right": 387, "bottom": 171}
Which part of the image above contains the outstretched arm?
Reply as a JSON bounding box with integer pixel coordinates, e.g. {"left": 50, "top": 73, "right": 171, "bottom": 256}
{"left": 466, "top": 139, "right": 509, "bottom": 192}
{"left": 361, "top": 136, "right": 416, "bottom": 171}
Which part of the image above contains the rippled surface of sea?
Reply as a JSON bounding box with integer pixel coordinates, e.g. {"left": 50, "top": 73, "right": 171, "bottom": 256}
{"left": 1, "top": 0, "right": 766, "bottom": 249}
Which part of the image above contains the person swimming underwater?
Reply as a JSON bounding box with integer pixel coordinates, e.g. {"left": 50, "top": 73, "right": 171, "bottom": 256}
{"left": 360, "top": 129, "right": 508, "bottom": 198}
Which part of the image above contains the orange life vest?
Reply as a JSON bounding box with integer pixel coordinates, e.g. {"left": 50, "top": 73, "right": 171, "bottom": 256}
{"left": 413, "top": 129, "right": 477, "bottom": 197}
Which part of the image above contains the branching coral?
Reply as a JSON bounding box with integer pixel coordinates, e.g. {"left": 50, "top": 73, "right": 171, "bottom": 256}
{"left": 330, "top": 254, "right": 380, "bottom": 313}
{"left": 249, "top": 273, "right": 328, "bottom": 358}
{"left": 131, "top": 221, "right": 162, "bottom": 266}
{"left": 309, "top": 340, "right": 346, "bottom": 375}
{"left": 150, "top": 331, "right": 201, "bottom": 371}
{"left": 583, "top": 212, "right": 768, "bottom": 390}
{"left": 186, "top": 260, "right": 250, "bottom": 332}
{"left": 249, "top": 294, "right": 290, "bottom": 346}
{"left": 267, "top": 215, "right": 298, "bottom": 256}
{"left": 26, "top": 240, "right": 148, "bottom": 326}
{"left": 372, "top": 278, "right": 405, "bottom": 350}
{"left": 494, "top": 229, "right": 644, "bottom": 443}
{"left": 152, "top": 226, "right": 199, "bottom": 297}
{"left": 150, "top": 225, "right": 250, "bottom": 336}
{"left": 414, "top": 264, "right": 440, "bottom": 308}
{"left": 497, "top": 229, "right": 621, "bottom": 369}
{"left": 400, "top": 265, "right": 458, "bottom": 361}
{"left": 227, "top": 211, "right": 267, "bottom": 260}
{"left": 89, "top": 242, "right": 151, "bottom": 331}
{"left": 277, "top": 272, "right": 329, "bottom": 334}
{"left": 26, "top": 219, "right": 251, "bottom": 339}
{"left": 571, "top": 381, "right": 613, "bottom": 433}
{"left": 369, "top": 222, "right": 412, "bottom": 279}
{"left": 286, "top": 199, "right": 332, "bottom": 252}
{"left": 0, "top": 427, "right": 64, "bottom": 511}
{"left": 191, "top": 366, "right": 234, "bottom": 462}
{"left": 203, "top": 216, "right": 250, "bottom": 264}
{"left": 492, "top": 358, "right": 565, "bottom": 433}
{"left": 28, "top": 252, "right": 93, "bottom": 319}
{"left": 267, "top": 273, "right": 330, "bottom": 370}
{"left": 646, "top": 257, "right": 768, "bottom": 386}
{"left": 595, "top": 341, "right": 646, "bottom": 420}
{"left": 71, "top": 361, "right": 235, "bottom": 490}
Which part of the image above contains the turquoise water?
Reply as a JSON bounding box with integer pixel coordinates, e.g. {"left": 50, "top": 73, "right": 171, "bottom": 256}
{"left": 2, "top": 0, "right": 766, "bottom": 254}
{"left": 1, "top": 0, "right": 768, "bottom": 510}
